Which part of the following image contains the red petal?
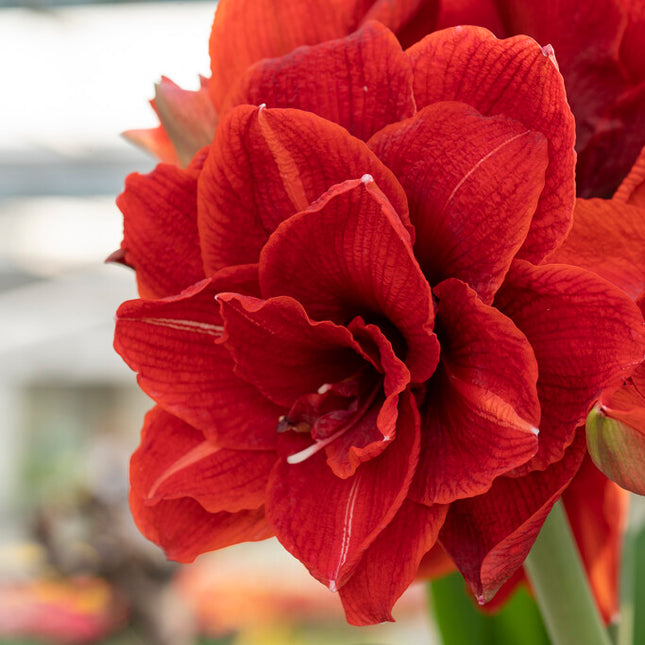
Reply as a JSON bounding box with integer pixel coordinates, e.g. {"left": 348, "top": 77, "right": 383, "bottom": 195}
{"left": 116, "top": 164, "right": 204, "bottom": 299}
{"left": 494, "top": 0, "right": 645, "bottom": 198}
{"left": 216, "top": 293, "right": 366, "bottom": 407}
{"left": 435, "top": 0, "right": 504, "bottom": 34}
{"left": 129, "top": 491, "right": 272, "bottom": 563}
{"left": 319, "top": 396, "right": 392, "bottom": 479}
{"left": 362, "top": 0, "right": 440, "bottom": 49}
{"left": 369, "top": 101, "right": 548, "bottom": 302}
{"left": 131, "top": 407, "right": 275, "bottom": 513}
{"left": 619, "top": 0, "right": 645, "bottom": 85}
{"left": 122, "top": 126, "right": 179, "bottom": 165}
{"left": 197, "top": 105, "right": 410, "bottom": 274}
{"left": 494, "top": 0, "right": 625, "bottom": 152}
{"left": 260, "top": 177, "right": 439, "bottom": 383}
{"left": 222, "top": 21, "right": 415, "bottom": 141}
{"left": 152, "top": 76, "right": 218, "bottom": 167}
{"left": 577, "top": 83, "right": 645, "bottom": 198}
{"left": 416, "top": 542, "right": 455, "bottom": 580}
{"left": 114, "top": 275, "right": 281, "bottom": 450}
{"left": 600, "top": 356, "right": 645, "bottom": 429}
{"left": 614, "top": 146, "right": 645, "bottom": 206}
{"left": 495, "top": 260, "right": 645, "bottom": 472}
{"left": 562, "top": 455, "right": 628, "bottom": 624}
{"left": 439, "top": 430, "right": 587, "bottom": 603}
{"left": 546, "top": 198, "right": 645, "bottom": 300}
{"left": 410, "top": 279, "right": 539, "bottom": 505}
{"left": 325, "top": 319, "right": 411, "bottom": 477}
{"left": 477, "top": 569, "right": 528, "bottom": 615}
{"left": 266, "top": 389, "right": 420, "bottom": 591}
{"left": 338, "top": 500, "right": 448, "bottom": 625}
{"left": 209, "top": 0, "right": 371, "bottom": 110}
{"left": 407, "top": 26, "right": 575, "bottom": 262}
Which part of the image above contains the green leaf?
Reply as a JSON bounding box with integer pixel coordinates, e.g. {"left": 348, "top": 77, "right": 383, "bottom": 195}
{"left": 632, "top": 514, "right": 645, "bottom": 645}
{"left": 428, "top": 572, "right": 549, "bottom": 645}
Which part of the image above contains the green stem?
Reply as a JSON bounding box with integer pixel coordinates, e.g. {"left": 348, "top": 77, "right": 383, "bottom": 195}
{"left": 524, "top": 501, "right": 612, "bottom": 645}
{"left": 613, "top": 522, "right": 634, "bottom": 645}
{"left": 614, "top": 495, "right": 643, "bottom": 645}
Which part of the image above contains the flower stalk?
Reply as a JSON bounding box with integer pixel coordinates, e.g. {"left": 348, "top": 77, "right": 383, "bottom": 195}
{"left": 524, "top": 501, "right": 612, "bottom": 645}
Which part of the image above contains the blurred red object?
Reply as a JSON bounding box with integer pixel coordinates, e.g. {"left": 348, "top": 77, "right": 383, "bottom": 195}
{"left": 0, "top": 576, "right": 127, "bottom": 644}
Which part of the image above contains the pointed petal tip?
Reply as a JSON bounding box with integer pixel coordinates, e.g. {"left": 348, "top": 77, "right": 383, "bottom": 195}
{"left": 105, "top": 248, "right": 128, "bottom": 266}
{"left": 539, "top": 43, "right": 559, "bottom": 70}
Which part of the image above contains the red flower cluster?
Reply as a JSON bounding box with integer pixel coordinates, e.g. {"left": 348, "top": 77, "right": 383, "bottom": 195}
{"left": 114, "top": 0, "right": 645, "bottom": 625}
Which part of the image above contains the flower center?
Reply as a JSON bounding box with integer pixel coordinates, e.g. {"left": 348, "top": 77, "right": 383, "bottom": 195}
{"left": 278, "top": 368, "right": 383, "bottom": 465}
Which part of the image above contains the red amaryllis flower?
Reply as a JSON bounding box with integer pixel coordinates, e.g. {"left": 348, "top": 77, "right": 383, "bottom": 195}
{"left": 114, "top": 17, "right": 645, "bottom": 625}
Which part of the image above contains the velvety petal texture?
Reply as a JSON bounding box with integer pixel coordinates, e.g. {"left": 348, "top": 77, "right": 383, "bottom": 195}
{"left": 259, "top": 176, "right": 439, "bottom": 383}
{"left": 266, "top": 389, "right": 420, "bottom": 592}
{"left": 223, "top": 21, "right": 416, "bottom": 141}
{"left": 131, "top": 406, "right": 274, "bottom": 513}
{"left": 495, "top": 260, "right": 645, "bottom": 472}
{"left": 209, "top": 0, "right": 370, "bottom": 109}
{"left": 547, "top": 198, "right": 645, "bottom": 300}
{"left": 197, "top": 105, "right": 410, "bottom": 274}
{"left": 115, "top": 276, "right": 282, "bottom": 450}
{"left": 209, "top": 0, "right": 443, "bottom": 109}
{"left": 217, "top": 294, "right": 368, "bottom": 407}
{"left": 369, "top": 101, "right": 548, "bottom": 301}
{"left": 116, "top": 163, "right": 204, "bottom": 299}
{"left": 440, "top": 430, "right": 587, "bottom": 602}
{"left": 130, "top": 407, "right": 274, "bottom": 562}
{"left": 407, "top": 26, "right": 576, "bottom": 262}
{"left": 410, "top": 278, "right": 540, "bottom": 505}
{"left": 339, "top": 500, "right": 448, "bottom": 624}
{"left": 614, "top": 146, "right": 645, "bottom": 206}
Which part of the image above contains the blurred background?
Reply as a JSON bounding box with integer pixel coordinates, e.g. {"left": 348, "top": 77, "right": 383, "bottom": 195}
{"left": 0, "top": 0, "right": 436, "bottom": 642}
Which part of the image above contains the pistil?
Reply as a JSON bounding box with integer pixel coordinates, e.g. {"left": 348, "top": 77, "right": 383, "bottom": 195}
{"left": 286, "top": 381, "right": 383, "bottom": 465}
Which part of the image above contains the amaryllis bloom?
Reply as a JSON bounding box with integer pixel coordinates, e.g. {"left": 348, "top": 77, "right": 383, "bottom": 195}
{"left": 114, "top": 11, "right": 645, "bottom": 625}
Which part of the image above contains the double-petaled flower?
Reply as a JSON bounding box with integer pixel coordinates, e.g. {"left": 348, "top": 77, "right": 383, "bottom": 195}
{"left": 114, "top": 2, "right": 645, "bottom": 625}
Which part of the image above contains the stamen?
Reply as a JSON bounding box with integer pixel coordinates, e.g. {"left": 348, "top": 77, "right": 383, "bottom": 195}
{"left": 286, "top": 380, "right": 382, "bottom": 465}
{"left": 286, "top": 425, "right": 348, "bottom": 464}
